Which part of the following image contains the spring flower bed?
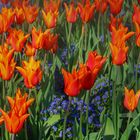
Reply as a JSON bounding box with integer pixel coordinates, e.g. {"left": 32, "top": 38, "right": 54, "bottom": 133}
{"left": 0, "top": 0, "right": 140, "bottom": 140}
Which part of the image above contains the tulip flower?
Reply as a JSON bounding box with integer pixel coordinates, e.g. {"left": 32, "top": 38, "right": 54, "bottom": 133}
{"left": 42, "top": 0, "right": 60, "bottom": 28}
{"left": 77, "top": 64, "right": 95, "bottom": 90}
{"left": 132, "top": 4, "right": 140, "bottom": 25}
{"left": 7, "top": 88, "right": 34, "bottom": 116}
{"left": 16, "top": 57, "right": 42, "bottom": 88}
{"left": 0, "top": 8, "right": 15, "bottom": 34}
{"left": 7, "top": 28, "right": 29, "bottom": 52}
{"left": 124, "top": 87, "right": 140, "bottom": 112}
{"left": 134, "top": 22, "right": 140, "bottom": 47}
{"left": 62, "top": 68, "right": 81, "bottom": 97}
{"left": 0, "top": 43, "right": 16, "bottom": 80}
{"left": 64, "top": 2, "right": 78, "bottom": 23}
{"left": 1, "top": 0, "right": 9, "bottom": 4}
{"left": 94, "top": 0, "right": 108, "bottom": 14}
{"left": 77, "top": 0, "right": 95, "bottom": 23}
{"left": 109, "top": 14, "right": 123, "bottom": 32}
{"left": 0, "top": 109, "right": 29, "bottom": 134}
{"left": 25, "top": 42, "right": 36, "bottom": 56}
{"left": 14, "top": 7, "right": 25, "bottom": 25}
{"left": 31, "top": 27, "right": 45, "bottom": 49}
{"left": 22, "top": 1, "right": 39, "bottom": 24}
{"left": 110, "top": 24, "right": 134, "bottom": 65}
{"left": 86, "top": 51, "right": 107, "bottom": 77}
{"left": 0, "top": 88, "right": 34, "bottom": 134}
{"left": 43, "top": 30, "right": 59, "bottom": 53}
{"left": 108, "top": 0, "right": 124, "bottom": 15}
{"left": 138, "top": 0, "right": 140, "bottom": 4}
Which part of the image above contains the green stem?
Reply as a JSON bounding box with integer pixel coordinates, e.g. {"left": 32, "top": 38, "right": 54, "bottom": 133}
{"left": 127, "top": 112, "right": 131, "bottom": 128}
{"left": 11, "top": 134, "right": 15, "bottom": 140}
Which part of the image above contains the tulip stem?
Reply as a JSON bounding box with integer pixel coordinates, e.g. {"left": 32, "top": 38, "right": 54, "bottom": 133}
{"left": 127, "top": 112, "right": 131, "bottom": 128}
{"left": 11, "top": 134, "right": 15, "bottom": 140}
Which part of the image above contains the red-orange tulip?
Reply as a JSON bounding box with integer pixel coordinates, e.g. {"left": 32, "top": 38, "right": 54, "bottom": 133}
{"left": 124, "top": 87, "right": 140, "bottom": 112}
{"left": 64, "top": 2, "right": 78, "bottom": 23}
{"left": 0, "top": 8, "right": 15, "bottom": 34}
{"left": 1, "top": 0, "right": 9, "bottom": 4}
{"left": 94, "top": 0, "right": 108, "bottom": 14}
{"left": 107, "top": 0, "right": 124, "bottom": 15}
{"left": 86, "top": 51, "right": 107, "bottom": 76}
{"left": 77, "top": 0, "right": 95, "bottom": 23}
{"left": 78, "top": 64, "right": 95, "bottom": 90}
{"left": 43, "top": 30, "right": 59, "bottom": 53}
{"left": 132, "top": 4, "right": 140, "bottom": 25}
{"left": 62, "top": 68, "right": 81, "bottom": 97}
{"left": 109, "top": 14, "right": 123, "bottom": 32}
{"left": 22, "top": 1, "right": 39, "bottom": 24}
{"left": 0, "top": 43, "right": 16, "bottom": 80}
{"left": 7, "top": 28, "right": 29, "bottom": 52}
{"left": 14, "top": 7, "right": 25, "bottom": 25}
{"left": 110, "top": 24, "right": 134, "bottom": 65}
{"left": 0, "top": 88, "right": 34, "bottom": 134}
{"left": 111, "top": 24, "right": 134, "bottom": 46}
{"left": 31, "top": 27, "right": 45, "bottom": 49}
{"left": 134, "top": 22, "right": 140, "bottom": 47}
{"left": 7, "top": 88, "right": 34, "bottom": 116}
{"left": 25, "top": 42, "right": 36, "bottom": 56}
{"left": 42, "top": 0, "right": 60, "bottom": 28}
{"left": 0, "top": 109, "right": 29, "bottom": 134}
{"left": 16, "top": 57, "right": 42, "bottom": 88}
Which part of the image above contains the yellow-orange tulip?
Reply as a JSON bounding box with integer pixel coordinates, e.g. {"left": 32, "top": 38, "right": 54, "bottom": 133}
{"left": 124, "top": 87, "right": 140, "bottom": 112}
{"left": 25, "top": 42, "right": 36, "bottom": 56}
{"left": 7, "top": 28, "right": 29, "bottom": 52}
{"left": 0, "top": 88, "right": 34, "bottom": 134}
{"left": 0, "top": 43, "right": 16, "bottom": 80}
{"left": 16, "top": 57, "right": 42, "bottom": 88}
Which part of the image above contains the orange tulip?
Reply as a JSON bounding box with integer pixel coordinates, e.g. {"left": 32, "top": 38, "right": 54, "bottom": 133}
{"left": 109, "top": 14, "right": 123, "bottom": 32}
{"left": 77, "top": 64, "right": 95, "bottom": 90}
{"left": 25, "top": 42, "right": 36, "bottom": 56}
{"left": 62, "top": 68, "right": 81, "bottom": 97}
{"left": 16, "top": 57, "right": 42, "bottom": 88}
{"left": 134, "top": 22, "right": 140, "bottom": 47}
{"left": 0, "top": 109, "right": 29, "bottom": 134}
{"left": 42, "top": 0, "right": 60, "bottom": 28}
{"left": 132, "top": 4, "right": 140, "bottom": 25}
{"left": 0, "top": 8, "right": 15, "bottom": 34}
{"left": 0, "top": 88, "right": 34, "bottom": 134}
{"left": 43, "top": 30, "right": 59, "bottom": 53}
{"left": 111, "top": 24, "right": 134, "bottom": 46}
{"left": 7, "top": 28, "right": 29, "bottom": 52}
{"left": 64, "top": 2, "right": 78, "bottom": 23}
{"left": 1, "top": 0, "right": 9, "bottom": 4}
{"left": 31, "top": 27, "right": 45, "bottom": 49}
{"left": 22, "top": 1, "right": 39, "bottom": 24}
{"left": 0, "top": 43, "right": 16, "bottom": 80}
{"left": 94, "top": 0, "right": 108, "bottom": 14}
{"left": 7, "top": 88, "right": 34, "bottom": 116}
{"left": 86, "top": 51, "right": 107, "bottom": 77}
{"left": 124, "top": 87, "right": 140, "bottom": 112}
{"left": 14, "top": 7, "right": 25, "bottom": 25}
{"left": 110, "top": 24, "right": 134, "bottom": 65}
{"left": 107, "top": 0, "right": 124, "bottom": 15}
{"left": 77, "top": 0, "right": 95, "bottom": 23}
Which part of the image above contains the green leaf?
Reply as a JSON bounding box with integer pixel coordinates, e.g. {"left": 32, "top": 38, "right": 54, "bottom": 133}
{"left": 46, "top": 114, "right": 61, "bottom": 126}
{"left": 103, "top": 118, "right": 115, "bottom": 140}
{"left": 84, "top": 132, "right": 98, "bottom": 140}
{"left": 120, "top": 113, "right": 140, "bottom": 140}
